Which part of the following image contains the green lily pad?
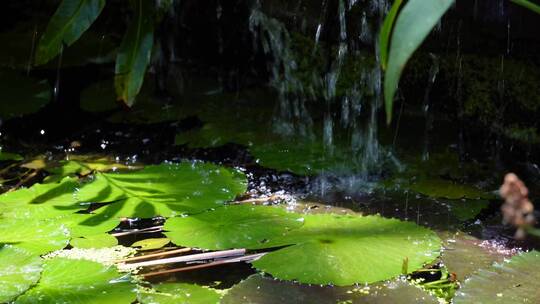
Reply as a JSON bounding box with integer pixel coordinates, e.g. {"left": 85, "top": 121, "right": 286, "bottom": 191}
{"left": 131, "top": 238, "right": 170, "bottom": 251}
{"left": 76, "top": 162, "right": 247, "bottom": 218}
{"left": 15, "top": 257, "right": 136, "bottom": 304}
{"left": 70, "top": 233, "right": 118, "bottom": 249}
{"left": 446, "top": 199, "right": 489, "bottom": 222}
{"left": 138, "top": 283, "right": 222, "bottom": 304}
{"left": 409, "top": 179, "right": 493, "bottom": 200}
{"left": 44, "top": 156, "right": 135, "bottom": 183}
{"left": 454, "top": 251, "right": 540, "bottom": 303}
{"left": 0, "top": 69, "right": 50, "bottom": 119}
{"left": 439, "top": 232, "right": 506, "bottom": 280}
{"left": 164, "top": 205, "right": 304, "bottom": 250}
{"left": 221, "top": 274, "right": 438, "bottom": 304}
{"left": 253, "top": 214, "right": 441, "bottom": 285}
{"left": 0, "top": 246, "right": 43, "bottom": 303}
{"left": 0, "top": 177, "right": 82, "bottom": 219}
{"left": 0, "top": 218, "right": 70, "bottom": 255}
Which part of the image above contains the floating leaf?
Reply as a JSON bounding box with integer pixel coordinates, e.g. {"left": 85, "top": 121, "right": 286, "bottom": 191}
{"left": 454, "top": 251, "right": 540, "bottom": 303}
{"left": 0, "top": 69, "right": 50, "bottom": 119}
{"left": 0, "top": 246, "right": 43, "bottom": 303}
{"left": 0, "top": 177, "right": 82, "bottom": 219}
{"left": 138, "top": 283, "right": 222, "bottom": 304}
{"left": 71, "top": 233, "right": 118, "bottom": 249}
{"left": 409, "top": 179, "right": 492, "bottom": 200}
{"left": 222, "top": 274, "right": 439, "bottom": 304}
{"left": 253, "top": 214, "right": 440, "bottom": 285}
{"left": 15, "top": 257, "right": 136, "bottom": 304}
{"left": 114, "top": 0, "right": 154, "bottom": 106}
{"left": 45, "top": 155, "right": 134, "bottom": 183}
{"left": 131, "top": 238, "right": 170, "bottom": 251}
{"left": 439, "top": 232, "right": 506, "bottom": 280}
{"left": 76, "top": 162, "right": 247, "bottom": 218}
{"left": 0, "top": 218, "right": 70, "bottom": 255}
{"left": 35, "top": 0, "right": 106, "bottom": 65}
{"left": 164, "top": 205, "right": 304, "bottom": 250}
{"left": 383, "top": 0, "right": 454, "bottom": 123}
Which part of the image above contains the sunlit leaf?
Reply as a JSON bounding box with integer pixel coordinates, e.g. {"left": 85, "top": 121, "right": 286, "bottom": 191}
{"left": 0, "top": 218, "right": 70, "bottom": 255}
{"left": 76, "top": 162, "right": 247, "bottom": 218}
{"left": 44, "top": 155, "right": 135, "bottom": 183}
{"left": 454, "top": 251, "right": 540, "bottom": 303}
{"left": 164, "top": 205, "right": 304, "bottom": 250}
{"left": 131, "top": 238, "right": 170, "bottom": 251}
{"left": 253, "top": 214, "right": 441, "bottom": 285}
{"left": 138, "top": 283, "right": 222, "bottom": 304}
{"left": 0, "top": 246, "right": 43, "bottom": 303}
{"left": 15, "top": 257, "right": 136, "bottom": 304}
{"left": 0, "top": 177, "right": 82, "bottom": 219}
{"left": 383, "top": 0, "right": 454, "bottom": 123}
{"left": 0, "top": 69, "right": 50, "bottom": 119}
{"left": 114, "top": 0, "right": 154, "bottom": 107}
{"left": 71, "top": 233, "right": 118, "bottom": 249}
{"left": 35, "top": 0, "right": 106, "bottom": 65}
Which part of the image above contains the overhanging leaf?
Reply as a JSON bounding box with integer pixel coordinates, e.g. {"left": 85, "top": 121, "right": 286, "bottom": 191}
{"left": 510, "top": 0, "right": 540, "bottom": 14}
{"left": 35, "top": 0, "right": 106, "bottom": 65}
{"left": 76, "top": 162, "right": 247, "bottom": 218}
{"left": 138, "top": 283, "right": 222, "bottom": 304}
{"left": 383, "top": 0, "right": 454, "bottom": 123}
{"left": 252, "top": 214, "right": 441, "bottom": 285}
{"left": 114, "top": 0, "right": 154, "bottom": 106}
{"left": 0, "top": 246, "right": 43, "bottom": 303}
{"left": 454, "top": 251, "right": 540, "bottom": 303}
{"left": 15, "top": 257, "right": 136, "bottom": 304}
{"left": 379, "top": 0, "right": 403, "bottom": 70}
{"left": 164, "top": 205, "right": 304, "bottom": 250}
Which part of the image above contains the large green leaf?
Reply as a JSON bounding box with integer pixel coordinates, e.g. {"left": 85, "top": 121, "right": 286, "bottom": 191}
{"left": 221, "top": 274, "right": 439, "bottom": 304}
{"left": 76, "top": 162, "right": 247, "bottom": 218}
{"left": 138, "top": 283, "right": 222, "bottom": 304}
{"left": 454, "top": 251, "right": 540, "bottom": 303}
{"left": 253, "top": 214, "right": 441, "bottom": 285}
{"left": 0, "top": 69, "right": 50, "bottom": 119}
{"left": 35, "top": 0, "right": 106, "bottom": 65}
{"left": 0, "top": 246, "right": 43, "bottom": 303}
{"left": 15, "top": 257, "right": 136, "bottom": 304}
{"left": 44, "top": 155, "right": 134, "bottom": 183}
{"left": 408, "top": 179, "right": 492, "bottom": 200}
{"left": 114, "top": 0, "right": 154, "bottom": 106}
{"left": 383, "top": 0, "right": 454, "bottom": 123}
{"left": 379, "top": 0, "right": 403, "bottom": 70}
{"left": 164, "top": 205, "right": 304, "bottom": 250}
{"left": 0, "top": 177, "right": 82, "bottom": 219}
{"left": 0, "top": 218, "right": 70, "bottom": 255}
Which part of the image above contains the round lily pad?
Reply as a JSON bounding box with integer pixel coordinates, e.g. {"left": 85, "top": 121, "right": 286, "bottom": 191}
{"left": 0, "top": 246, "right": 43, "bottom": 303}
{"left": 70, "top": 234, "right": 118, "bottom": 249}
{"left": 253, "top": 214, "right": 441, "bottom": 285}
{"left": 164, "top": 205, "right": 304, "bottom": 250}
{"left": 409, "top": 179, "right": 493, "bottom": 200}
{"left": 15, "top": 257, "right": 136, "bottom": 304}
{"left": 454, "top": 251, "right": 540, "bottom": 303}
{"left": 131, "top": 238, "right": 170, "bottom": 251}
{"left": 138, "top": 283, "right": 222, "bottom": 304}
{"left": 221, "top": 274, "right": 438, "bottom": 304}
{"left": 44, "top": 156, "right": 135, "bottom": 183}
{"left": 0, "top": 177, "right": 82, "bottom": 219}
{"left": 76, "top": 162, "right": 247, "bottom": 218}
{"left": 0, "top": 218, "right": 70, "bottom": 255}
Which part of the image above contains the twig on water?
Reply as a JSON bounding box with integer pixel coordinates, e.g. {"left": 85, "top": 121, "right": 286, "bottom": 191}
{"left": 111, "top": 225, "right": 164, "bottom": 237}
{"left": 118, "top": 247, "right": 193, "bottom": 263}
{"left": 120, "top": 248, "right": 246, "bottom": 268}
{"left": 142, "top": 252, "right": 266, "bottom": 278}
